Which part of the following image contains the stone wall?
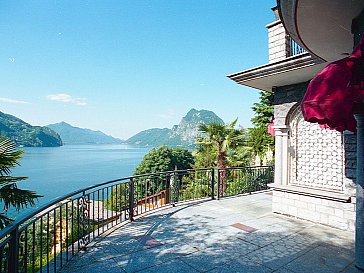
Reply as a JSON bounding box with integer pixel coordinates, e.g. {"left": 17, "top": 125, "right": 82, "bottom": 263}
{"left": 344, "top": 132, "right": 357, "bottom": 196}
{"left": 272, "top": 191, "right": 356, "bottom": 231}
{"left": 273, "top": 82, "right": 308, "bottom": 126}
{"left": 267, "top": 20, "right": 290, "bottom": 63}
{"left": 272, "top": 82, "right": 357, "bottom": 231}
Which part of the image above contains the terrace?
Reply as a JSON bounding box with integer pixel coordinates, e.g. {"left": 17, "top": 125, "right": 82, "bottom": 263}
{"left": 0, "top": 166, "right": 359, "bottom": 272}
{"left": 61, "top": 192, "right": 356, "bottom": 273}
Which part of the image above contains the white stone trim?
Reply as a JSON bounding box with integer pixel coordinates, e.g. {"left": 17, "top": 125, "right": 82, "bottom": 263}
{"left": 269, "top": 183, "right": 351, "bottom": 202}
{"left": 273, "top": 125, "right": 290, "bottom": 186}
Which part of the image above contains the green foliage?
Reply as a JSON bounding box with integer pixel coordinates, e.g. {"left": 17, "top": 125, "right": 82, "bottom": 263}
{"left": 20, "top": 201, "right": 96, "bottom": 273}
{"left": 178, "top": 176, "right": 210, "bottom": 201}
{"left": 193, "top": 145, "right": 217, "bottom": 168}
{"left": 47, "top": 121, "right": 123, "bottom": 145}
{"left": 248, "top": 91, "right": 274, "bottom": 159}
{"left": 251, "top": 92, "right": 274, "bottom": 127}
{"left": 126, "top": 128, "right": 173, "bottom": 147}
{"left": 197, "top": 118, "right": 242, "bottom": 152}
{"left": 134, "top": 146, "right": 194, "bottom": 175}
{"left": 0, "top": 136, "right": 41, "bottom": 228}
{"left": 247, "top": 127, "right": 274, "bottom": 158}
{"left": 223, "top": 167, "right": 274, "bottom": 197}
{"left": 196, "top": 118, "right": 249, "bottom": 195}
{"left": 0, "top": 111, "right": 62, "bottom": 147}
{"left": 196, "top": 118, "right": 247, "bottom": 168}
{"left": 226, "top": 146, "right": 253, "bottom": 167}
{"left": 105, "top": 183, "right": 129, "bottom": 212}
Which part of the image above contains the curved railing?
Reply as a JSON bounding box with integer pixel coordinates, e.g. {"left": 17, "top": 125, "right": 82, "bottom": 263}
{"left": 0, "top": 166, "right": 273, "bottom": 273}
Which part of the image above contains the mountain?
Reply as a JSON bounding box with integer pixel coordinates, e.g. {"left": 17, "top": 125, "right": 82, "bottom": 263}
{"left": 47, "top": 122, "right": 123, "bottom": 145}
{"left": 0, "top": 111, "right": 62, "bottom": 147}
{"left": 126, "top": 128, "right": 171, "bottom": 147}
{"left": 126, "top": 109, "right": 224, "bottom": 147}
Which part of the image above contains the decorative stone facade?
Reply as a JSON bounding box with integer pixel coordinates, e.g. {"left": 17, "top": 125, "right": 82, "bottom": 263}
{"left": 289, "top": 107, "right": 344, "bottom": 192}
{"left": 271, "top": 83, "right": 357, "bottom": 231}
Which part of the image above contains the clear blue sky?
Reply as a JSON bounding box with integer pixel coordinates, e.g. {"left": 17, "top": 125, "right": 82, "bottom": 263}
{"left": 0, "top": 0, "right": 276, "bottom": 139}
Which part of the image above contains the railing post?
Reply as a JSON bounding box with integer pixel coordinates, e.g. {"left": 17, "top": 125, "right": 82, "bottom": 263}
{"left": 249, "top": 168, "right": 253, "bottom": 194}
{"left": 173, "top": 171, "right": 179, "bottom": 204}
{"left": 211, "top": 168, "right": 215, "bottom": 200}
{"left": 8, "top": 227, "right": 19, "bottom": 273}
{"left": 129, "top": 178, "right": 134, "bottom": 222}
{"left": 165, "top": 174, "right": 171, "bottom": 204}
{"left": 217, "top": 169, "right": 220, "bottom": 200}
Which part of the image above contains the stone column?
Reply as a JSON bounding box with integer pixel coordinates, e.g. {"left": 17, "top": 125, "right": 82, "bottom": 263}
{"left": 355, "top": 113, "right": 364, "bottom": 270}
{"left": 273, "top": 126, "right": 290, "bottom": 185}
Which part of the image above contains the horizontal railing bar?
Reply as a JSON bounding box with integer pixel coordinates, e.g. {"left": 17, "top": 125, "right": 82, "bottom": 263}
{"left": 218, "top": 166, "right": 272, "bottom": 170}
{"left": 0, "top": 165, "right": 273, "bottom": 273}
{"left": 1, "top": 168, "right": 216, "bottom": 237}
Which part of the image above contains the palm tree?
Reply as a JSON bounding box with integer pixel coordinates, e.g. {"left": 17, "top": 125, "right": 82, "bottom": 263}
{"left": 0, "top": 136, "right": 41, "bottom": 229}
{"left": 197, "top": 118, "right": 246, "bottom": 195}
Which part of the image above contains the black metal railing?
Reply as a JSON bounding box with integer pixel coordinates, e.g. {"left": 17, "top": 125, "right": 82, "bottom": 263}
{"left": 0, "top": 166, "right": 273, "bottom": 273}
{"left": 287, "top": 36, "right": 306, "bottom": 57}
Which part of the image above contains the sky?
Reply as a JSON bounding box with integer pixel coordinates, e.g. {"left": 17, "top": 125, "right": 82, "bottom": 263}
{"left": 0, "top": 0, "right": 276, "bottom": 140}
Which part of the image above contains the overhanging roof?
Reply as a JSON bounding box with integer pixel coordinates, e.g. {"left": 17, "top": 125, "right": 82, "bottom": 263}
{"left": 227, "top": 53, "right": 326, "bottom": 92}
{"left": 278, "top": 0, "right": 364, "bottom": 62}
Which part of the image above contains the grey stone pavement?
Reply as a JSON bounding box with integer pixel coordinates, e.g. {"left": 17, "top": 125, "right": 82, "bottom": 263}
{"left": 61, "top": 192, "right": 360, "bottom": 273}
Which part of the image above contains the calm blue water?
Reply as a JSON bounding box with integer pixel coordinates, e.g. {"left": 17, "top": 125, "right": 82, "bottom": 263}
{"left": 10, "top": 144, "right": 150, "bottom": 218}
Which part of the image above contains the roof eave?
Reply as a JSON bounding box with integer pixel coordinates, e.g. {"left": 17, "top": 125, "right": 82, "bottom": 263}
{"left": 227, "top": 53, "right": 325, "bottom": 92}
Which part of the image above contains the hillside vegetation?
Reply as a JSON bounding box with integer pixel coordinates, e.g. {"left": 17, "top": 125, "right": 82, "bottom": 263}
{"left": 47, "top": 122, "right": 123, "bottom": 145}
{"left": 0, "top": 111, "right": 62, "bottom": 147}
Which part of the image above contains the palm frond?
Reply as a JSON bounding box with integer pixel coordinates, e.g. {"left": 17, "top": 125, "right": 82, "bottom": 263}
{"left": 198, "top": 123, "right": 209, "bottom": 133}
{"left": 0, "top": 176, "right": 28, "bottom": 187}
{"left": 0, "top": 212, "right": 13, "bottom": 230}
{"left": 0, "top": 183, "right": 42, "bottom": 211}
{"left": 228, "top": 117, "right": 238, "bottom": 129}
{"left": 0, "top": 136, "right": 24, "bottom": 176}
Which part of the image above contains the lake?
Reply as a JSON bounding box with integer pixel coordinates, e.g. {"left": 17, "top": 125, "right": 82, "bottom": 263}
{"left": 10, "top": 144, "right": 150, "bottom": 218}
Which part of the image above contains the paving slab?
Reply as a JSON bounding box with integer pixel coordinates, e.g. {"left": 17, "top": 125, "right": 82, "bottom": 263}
{"left": 284, "top": 243, "right": 354, "bottom": 273}
{"left": 60, "top": 192, "right": 357, "bottom": 273}
{"left": 206, "top": 257, "right": 272, "bottom": 273}
{"left": 137, "top": 259, "right": 199, "bottom": 273}
{"left": 113, "top": 243, "right": 198, "bottom": 272}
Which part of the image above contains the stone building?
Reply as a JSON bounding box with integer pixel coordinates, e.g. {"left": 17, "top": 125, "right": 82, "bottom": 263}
{"left": 228, "top": 5, "right": 363, "bottom": 231}
{"left": 229, "top": 1, "right": 364, "bottom": 269}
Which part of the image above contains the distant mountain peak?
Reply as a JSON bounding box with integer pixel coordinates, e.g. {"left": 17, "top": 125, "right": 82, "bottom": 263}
{"left": 59, "top": 121, "right": 71, "bottom": 126}
{"left": 182, "top": 109, "right": 223, "bottom": 124}
{"left": 185, "top": 108, "right": 198, "bottom": 117}
{"left": 47, "top": 122, "right": 123, "bottom": 145}
{"left": 126, "top": 108, "right": 224, "bottom": 148}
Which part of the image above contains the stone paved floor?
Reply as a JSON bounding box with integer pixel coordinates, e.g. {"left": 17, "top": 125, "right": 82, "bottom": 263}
{"left": 60, "top": 192, "right": 360, "bottom": 273}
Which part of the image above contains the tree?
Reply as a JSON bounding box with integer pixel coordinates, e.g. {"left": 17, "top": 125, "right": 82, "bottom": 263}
{"left": 130, "top": 146, "right": 194, "bottom": 206}
{"left": 226, "top": 145, "right": 253, "bottom": 167}
{"left": 197, "top": 118, "right": 246, "bottom": 195}
{"left": 134, "top": 146, "right": 194, "bottom": 175}
{"left": 194, "top": 129, "right": 252, "bottom": 169}
{"left": 247, "top": 91, "right": 274, "bottom": 162}
{"left": 251, "top": 91, "right": 274, "bottom": 126}
{"left": 0, "top": 136, "right": 41, "bottom": 228}
{"left": 192, "top": 145, "right": 217, "bottom": 169}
